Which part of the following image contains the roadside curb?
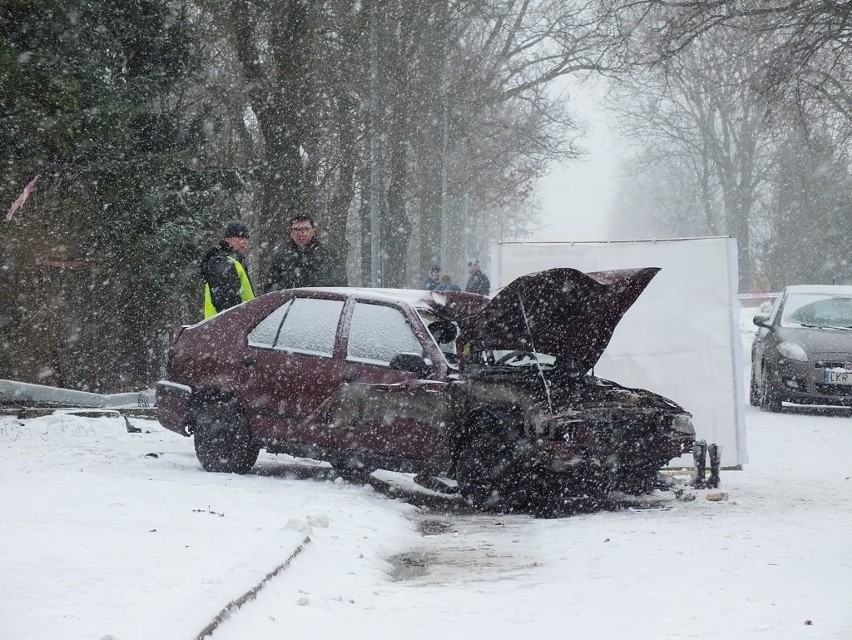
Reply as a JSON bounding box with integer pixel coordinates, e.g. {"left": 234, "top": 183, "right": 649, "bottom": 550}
{"left": 1, "top": 406, "right": 158, "bottom": 419}
{"left": 194, "top": 535, "right": 312, "bottom": 640}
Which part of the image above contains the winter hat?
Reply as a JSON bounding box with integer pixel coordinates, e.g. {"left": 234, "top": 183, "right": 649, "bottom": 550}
{"left": 222, "top": 220, "right": 250, "bottom": 239}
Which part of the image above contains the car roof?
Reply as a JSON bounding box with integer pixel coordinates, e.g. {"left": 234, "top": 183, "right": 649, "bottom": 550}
{"left": 287, "top": 287, "right": 489, "bottom": 318}
{"left": 783, "top": 285, "right": 852, "bottom": 296}
{"left": 303, "top": 287, "right": 435, "bottom": 305}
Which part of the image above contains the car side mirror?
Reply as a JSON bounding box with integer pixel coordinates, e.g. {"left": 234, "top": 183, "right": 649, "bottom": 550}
{"left": 389, "top": 352, "right": 433, "bottom": 377}
{"left": 753, "top": 313, "right": 771, "bottom": 329}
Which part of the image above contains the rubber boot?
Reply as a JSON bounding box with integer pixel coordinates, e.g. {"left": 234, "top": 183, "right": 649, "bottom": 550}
{"left": 691, "top": 440, "right": 707, "bottom": 488}
{"left": 707, "top": 443, "right": 721, "bottom": 489}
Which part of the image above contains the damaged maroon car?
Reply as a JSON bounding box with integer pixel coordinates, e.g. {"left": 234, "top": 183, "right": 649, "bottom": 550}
{"left": 156, "top": 267, "right": 696, "bottom": 515}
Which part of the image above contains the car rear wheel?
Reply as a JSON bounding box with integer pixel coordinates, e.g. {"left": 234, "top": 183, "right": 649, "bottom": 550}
{"left": 192, "top": 396, "right": 260, "bottom": 473}
{"left": 760, "top": 366, "right": 783, "bottom": 413}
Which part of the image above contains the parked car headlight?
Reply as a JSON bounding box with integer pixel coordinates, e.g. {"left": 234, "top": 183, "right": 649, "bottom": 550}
{"left": 670, "top": 414, "right": 695, "bottom": 436}
{"left": 776, "top": 341, "right": 808, "bottom": 361}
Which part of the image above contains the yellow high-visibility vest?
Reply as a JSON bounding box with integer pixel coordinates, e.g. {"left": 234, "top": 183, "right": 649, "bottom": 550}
{"left": 203, "top": 256, "right": 255, "bottom": 318}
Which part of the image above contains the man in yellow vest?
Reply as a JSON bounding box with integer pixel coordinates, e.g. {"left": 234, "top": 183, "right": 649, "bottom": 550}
{"left": 200, "top": 220, "right": 255, "bottom": 318}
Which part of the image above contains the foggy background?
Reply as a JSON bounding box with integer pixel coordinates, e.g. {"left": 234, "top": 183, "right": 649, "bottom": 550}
{"left": 535, "top": 79, "right": 615, "bottom": 243}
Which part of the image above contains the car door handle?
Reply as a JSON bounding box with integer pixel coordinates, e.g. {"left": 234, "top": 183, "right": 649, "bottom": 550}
{"left": 242, "top": 355, "right": 257, "bottom": 366}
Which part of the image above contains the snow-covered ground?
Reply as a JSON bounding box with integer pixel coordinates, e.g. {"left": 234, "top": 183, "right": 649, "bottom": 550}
{"left": 2, "top": 310, "right": 851, "bottom": 640}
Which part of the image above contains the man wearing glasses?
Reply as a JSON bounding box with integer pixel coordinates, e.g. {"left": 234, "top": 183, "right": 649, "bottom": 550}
{"left": 265, "top": 214, "right": 348, "bottom": 291}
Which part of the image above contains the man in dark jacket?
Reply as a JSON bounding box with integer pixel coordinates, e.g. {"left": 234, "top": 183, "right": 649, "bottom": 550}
{"left": 265, "top": 214, "right": 348, "bottom": 291}
{"left": 200, "top": 220, "right": 255, "bottom": 318}
{"left": 421, "top": 265, "right": 441, "bottom": 290}
{"left": 464, "top": 259, "right": 491, "bottom": 295}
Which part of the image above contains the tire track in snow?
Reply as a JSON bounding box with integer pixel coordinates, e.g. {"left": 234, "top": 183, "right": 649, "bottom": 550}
{"left": 194, "top": 535, "right": 312, "bottom": 639}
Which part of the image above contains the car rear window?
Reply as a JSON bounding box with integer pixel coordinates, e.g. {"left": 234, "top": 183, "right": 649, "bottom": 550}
{"left": 347, "top": 302, "right": 423, "bottom": 365}
{"left": 249, "top": 297, "right": 344, "bottom": 356}
{"left": 248, "top": 299, "right": 293, "bottom": 347}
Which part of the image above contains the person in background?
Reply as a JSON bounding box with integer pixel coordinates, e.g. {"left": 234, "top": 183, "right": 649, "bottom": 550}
{"left": 421, "top": 264, "right": 441, "bottom": 290}
{"left": 265, "top": 214, "right": 348, "bottom": 291}
{"left": 464, "top": 259, "right": 491, "bottom": 295}
{"left": 434, "top": 274, "right": 461, "bottom": 291}
{"left": 200, "top": 220, "right": 255, "bottom": 318}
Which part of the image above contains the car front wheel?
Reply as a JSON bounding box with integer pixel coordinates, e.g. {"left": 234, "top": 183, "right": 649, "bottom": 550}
{"left": 192, "top": 396, "right": 260, "bottom": 473}
{"left": 749, "top": 365, "right": 761, "bottom": 406}
{"left": 456, "top": 423, "right": 515, "bottom": 511}
{"left": 760, "top": 366, "right": 783, "bottom": 413}
{"left": 455, "top": 412, "right": 562, "bottom": 515}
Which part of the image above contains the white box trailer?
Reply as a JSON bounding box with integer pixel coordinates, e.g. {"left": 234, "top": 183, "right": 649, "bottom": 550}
{"left": 490, "top": 237, "right": 747, "bottom": 468}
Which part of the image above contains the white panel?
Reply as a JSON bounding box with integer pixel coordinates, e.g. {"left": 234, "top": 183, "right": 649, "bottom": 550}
{"left": 491, "top": 238, "right": 747, "bottom": 467}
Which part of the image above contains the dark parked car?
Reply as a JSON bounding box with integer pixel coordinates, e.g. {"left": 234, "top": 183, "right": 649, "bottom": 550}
{"left": 157, "top": 267, "right": 696, "bottom": 514}
{"left": 751, "top": 284, "right": 852, "bottom": 412}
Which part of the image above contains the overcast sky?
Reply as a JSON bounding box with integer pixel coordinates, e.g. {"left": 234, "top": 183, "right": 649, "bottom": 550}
{"left": 531, "top": 79, "right": 619, "bottom": 243}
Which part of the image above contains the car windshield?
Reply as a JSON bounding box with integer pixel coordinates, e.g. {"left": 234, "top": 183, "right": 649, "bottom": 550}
{"left": 780, "top": 293, "right": 852, "bottom": 329}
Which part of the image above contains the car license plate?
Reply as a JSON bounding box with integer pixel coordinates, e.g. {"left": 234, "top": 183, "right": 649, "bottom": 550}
{"left": 823, "top": 369, "right": 852, "bottom": 385}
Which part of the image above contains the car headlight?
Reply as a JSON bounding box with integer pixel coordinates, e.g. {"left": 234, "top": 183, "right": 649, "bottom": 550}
{"left": 671, "top": 414, "right": 695, "bottom": 436}
{"left": 776, "top": 341, "right": 808, "bottom": 362}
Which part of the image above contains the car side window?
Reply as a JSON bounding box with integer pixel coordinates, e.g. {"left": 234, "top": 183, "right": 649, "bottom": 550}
{"left": 275, "top": 298, "right": 344, "bottom": 357}
{"left": 247, "top": 299, "right": 293, "bottom": 348}
{"left": 347, "top": 302, "right": 424, "bottom": 365}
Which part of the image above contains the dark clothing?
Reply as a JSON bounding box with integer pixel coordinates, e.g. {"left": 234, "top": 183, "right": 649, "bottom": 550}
{"left": 422, "top": 276, "right": 440, "bottom": 290}
{"left": 265, "top": 238, "right": 348, "bottom": 291}
{"left": 434, "top": 281, "right": 461, "bottom": 291}
{"left": 465, "top": 271, "right": 491, "bottom": 295}
{"left": 200, "top": 241, "right": 254, "bottom": 314}
{"left": 223, "top": 220, "right": 249, "bottom": 238}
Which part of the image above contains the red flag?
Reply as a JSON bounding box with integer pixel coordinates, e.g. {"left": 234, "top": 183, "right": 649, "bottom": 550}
{"left": 6, "top": 174, "right": 40, "bottom": 221}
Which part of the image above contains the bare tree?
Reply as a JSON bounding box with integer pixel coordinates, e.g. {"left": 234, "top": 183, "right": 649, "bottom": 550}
{"left": 598, "top": 0, "right": 852, "bottom": 121}
{"left": 607, "top": 27, "right": 776, "bottom": 289}
{"left": 759, "top": 118, "right": 852, "bottom": 288}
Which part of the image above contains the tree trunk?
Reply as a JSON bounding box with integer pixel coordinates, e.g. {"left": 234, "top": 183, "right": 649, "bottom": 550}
{"left": 383, "top": 138, "right": 411, "bottom": 287}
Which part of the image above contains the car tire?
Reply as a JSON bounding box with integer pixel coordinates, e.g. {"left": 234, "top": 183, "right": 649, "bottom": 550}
{"left": 192, "top": 395, "right": 260, "bottom": 473}
{"left": 760, "top": 366, "right": 783, "bottom": 413}
{"left": 455, "top": 421, "right": 515, "bottom": 512}
{"left": 456, "top": 412, "right": 559, "bottom": 515}
{"left": 749, "top": 365, "right": 761, "bottom": 407}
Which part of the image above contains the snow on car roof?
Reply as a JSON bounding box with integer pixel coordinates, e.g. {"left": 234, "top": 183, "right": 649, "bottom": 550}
{"left": 784, "top": 284, "right": 852, "bottom": 296}
{"left": 297, "top": 286, "right": 435, "bottom": 305}
{"left": 291, "top": 286, "right": 485, "bottom": 313}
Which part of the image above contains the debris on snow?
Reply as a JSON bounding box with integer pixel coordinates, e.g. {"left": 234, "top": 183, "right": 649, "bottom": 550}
{"left": 705, "top": 491, "right": 729, "bottom": 502}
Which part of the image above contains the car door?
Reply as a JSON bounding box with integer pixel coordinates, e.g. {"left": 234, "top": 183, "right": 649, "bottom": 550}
{"left": 241, "top": 294, "right": 345, "bottom": 446}
{"left": 333, "top": 299, "right": 452, "bottom": 461}
{"left": 752, "top": 294, "right": 783, "bottom": 384}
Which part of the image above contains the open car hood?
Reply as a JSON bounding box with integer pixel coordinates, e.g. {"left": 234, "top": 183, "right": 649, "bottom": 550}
{"left": 460, "top": 267, "right": 660, "bottom": 370}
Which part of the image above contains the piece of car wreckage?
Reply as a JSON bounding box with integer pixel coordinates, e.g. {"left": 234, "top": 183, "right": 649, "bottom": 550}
{"left": 156, "top": 267, "right": 718, "bottom": 516}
